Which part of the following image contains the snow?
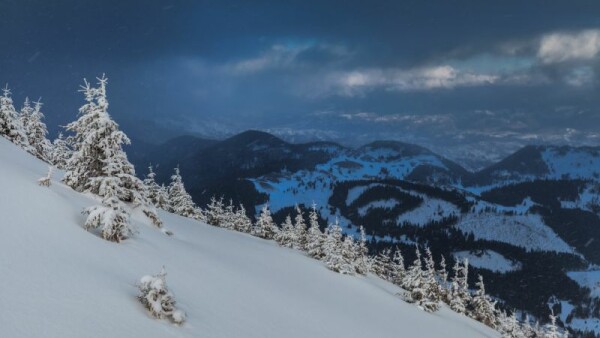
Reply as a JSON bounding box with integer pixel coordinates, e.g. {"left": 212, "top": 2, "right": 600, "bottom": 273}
{"left": 567, "top": 270, "right": 600, "bottom": 298}
{"left": 453, "top": 250, "right": 521, "bottom": 273}
{"left": 542, "top": 148, "right": 600, "bottom": 180}
{"left": 454, "top": 213, "right": 575, "bottom": 253}
{"left": 0, "top": 138, "right": 498, "bottom": 338}
{"left": 345, "top": 183, "right": 386, "bottom": 206}
{"left": 358, "top": 199, "right": 400, "bottom": 216}
{"left": 397, "top": 197, "right": 459, "bottom": 227}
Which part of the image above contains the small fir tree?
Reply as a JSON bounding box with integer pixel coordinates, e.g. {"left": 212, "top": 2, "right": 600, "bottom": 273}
{"left": 138, "top": 267, "right": 186, "bottom": 325}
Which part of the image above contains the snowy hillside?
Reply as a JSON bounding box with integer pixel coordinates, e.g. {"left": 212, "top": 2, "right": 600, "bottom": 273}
{"left": 0, "top": 138, "right": 499, "bottom": 337}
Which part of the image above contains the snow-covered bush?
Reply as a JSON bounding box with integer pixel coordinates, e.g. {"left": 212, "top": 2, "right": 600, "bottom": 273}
{"left": 138, "top": 267, "right": 186, "bottom": 325}
{"left": 83, "top": 190, "right": 133, "bottom": 243}
{"left": 38, "top": 166, "right": 52, "bottom": 187}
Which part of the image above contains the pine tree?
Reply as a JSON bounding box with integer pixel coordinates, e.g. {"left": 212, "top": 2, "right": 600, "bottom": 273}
{"left": 390, "top": 247, "right": 406, "bottom": 285}
{"left": 252, "top": 204, "right": 277, "bottom": 239}
{"left": 25, "top": 99, "right": 52, "bottom": 161}
{"left": 306, "top": 205, "right": 325, "bottom": 259}
{"left": 449, "top": 258, "right": 471, "bottom": 314}
{"left": 143, "top": 165, "right": 168, "bottom": 209}
{"left": 470, "top": 274, "right": 498, "bottom": 328}
{"left": 545, "top": 311, "right": 564, "bottom": 338}
{"left": 339, "top": 235, "right": 357, "bottom": 275}
{"left": 63, "top": 76, "right": 146, "bottom": 204}
{"left": 419, "top": 247, "right": 441, "bottom": 312}
{"left": 0, "top": 85, "right": 29, "bottom": 148}
{"left": 323, "top": 219, "right": 345, "bottom": 273}
{"left": 437, "top": 255, "right": 449, "bottom": 300}
{"left": 275, "top": 215, "right": 296, "bottom": 248}
{"left": 233, "top": 204, "right": 253, "bottom": 233}
{"left": 167, "top": 167, "right": 197, "bottom": 218}
{"left": 19, "top": 97, "right": 33, "bottom": 140}
{"left": 292, "top": 205, "right": 308, "bottom": 250}
{"left": 50, "top": 132, "right": 72, "bottom": 170}
{"left": 205, "top": 196, "right": 226, "bottom": 226}
{"left": 371, "top": 248, "right": 393, "bottom": 281}
{"left": 500, "top": 311, "right": 526, "bottom": 338}
{"left": 222, "top": 200, "right": 239, "bottom": 229}
{"left": 403, "top": 247, "right": 425, "bottom": 300}
{"left": 354, "top": 226, "right": 370, "bottom": 275}
{"left": 138, "top": 267, "right": 186, "bottom": 324}
{"left": 401, "top": 246, "right": 440, "bottom": 312}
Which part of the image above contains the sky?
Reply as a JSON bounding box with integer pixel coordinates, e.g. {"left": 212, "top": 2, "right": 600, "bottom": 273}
{"left": 1, "top": 0, "right": 600, "bottom": 167}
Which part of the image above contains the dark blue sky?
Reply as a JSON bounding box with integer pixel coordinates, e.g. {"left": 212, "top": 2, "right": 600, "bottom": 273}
{"left": 2, "top": 0, "right": 600, "bottom": 165}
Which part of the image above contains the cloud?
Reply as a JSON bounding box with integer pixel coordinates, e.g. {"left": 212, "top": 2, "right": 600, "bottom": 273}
{"left": 327, "top": 65, "right": 498, "bottom": 96}
{"left": 538, "top": 29, "right": 600, "bottom": 64}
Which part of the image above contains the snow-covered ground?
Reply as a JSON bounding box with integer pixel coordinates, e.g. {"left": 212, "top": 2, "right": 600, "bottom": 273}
{"left": 542, "top": 148, "right": 600, "bottom": 180}
{"left": 567, "top": 270, "right": 600, "bottom": 298}
{"left": 454, "top": 213, "right": 575, "bottom": 253}
{"left": 357, "top": 199, "right": 400, "bottom": 216}
{"left": 0, "top": 138, "right": 499, "bottom": 338}
{"left": 453, "top": 250, "right": 521, "bottom": 273}
{"left": 397, "top": 197, "right": 459, "bottom": 227}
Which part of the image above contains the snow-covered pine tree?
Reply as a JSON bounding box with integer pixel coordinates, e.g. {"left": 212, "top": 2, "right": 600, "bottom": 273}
{"left": 205, "top": 196, "right": 226, "bottom": 226}
{"left": 437, "top": 255, "right": 449, "bottom": 300}
{"left": 83, "top": 183, "right": 133, "bottom": 243}
{"left": 50, "top": 132, "right": 72, "bottom": 170}
{"left": 0, "top": 86, "right": 30, "bottom": 148}
{"left": 339, "top": 235, "right": 357, "bottom": 275}
{"left": 371, "top": 248, "right": 393, "bottom": 281}
{"left": 19, "top": 97, "right": 33, "bottom": 140}
{"left": 292, "top": 205, "right": 308, "bottom": 250}
{"left": 143, "top": 165, "right": 168, "bottom": 209}
{"left": 138, "top": 267, "right": 186, "bottom": 325}
{"left": 543, "top": 310, "right": 569, "bottom": 338}
{"left": 354, "top": 226, "right": 370, "bottom": 275}
{"left": 390, "top": 247, "right": 406, "bottom": 285}
{"left": 215, "top": 199, "right": 236, "bottom": 229}
{"left": 252, "top": 204, "right": 277, "bottom": 239}
{"left": 403, "top": 246, "right": 438, "bottom": 312}
{"left": 449, "top": 258, "right": 471, "bottom": 314}
{"left": 306, "top": 205, "right": 326, "bottom": 259}
{"left": 499, "top": 311, "right": 526, "bottom": 338}
{"left": 419, "top": 247, "right": 441, "bottom": 312}
{"left": 25, "top": 99, "right": 52, "bottom": 161}
{"left": 167, "top": 167, "right": 198, "bottom": 218}
{"left": 233, "top": 204, "right": 253, "bottom": 233}
{"left": 470, "top": 274, "right": 498, "bottom": 328}
{"left": 275, "top": 215, "right": 296, "bottom": 248}
{"left": 323, "top": 218, "right": 345, "bottom": 273}
{"left": 63, "top": 76, "right": 146, "bottom": 204}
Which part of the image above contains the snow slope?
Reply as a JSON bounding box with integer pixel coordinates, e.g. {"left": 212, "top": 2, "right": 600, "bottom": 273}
{"left": 453, "top": 250, "right": 521, "bottom": 273}
{"left": 0, "top": 138, "right": 498, "bottom": 338}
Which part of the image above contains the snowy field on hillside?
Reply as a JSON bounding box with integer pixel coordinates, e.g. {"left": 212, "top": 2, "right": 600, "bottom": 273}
{"left": 453, "top": 250, "right": 521, "bottom": 273}
{"left": 542, "top": 148, "right": 600, "bottom": 180}
{"left": 454, "top": 213, "right": 574, "bottom": 253}
{"left": 0, "top": 138, "right": 499, "bottom": 338}
{"left": 568, "top": 270, "right": 600, "bottom": 298}
{"left": 396, "top": 197, "right": 459, "bottom": 227}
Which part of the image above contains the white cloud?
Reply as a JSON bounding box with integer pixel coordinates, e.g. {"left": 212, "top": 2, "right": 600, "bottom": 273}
{"left": 229, "top": 44, "right": 305, "bottom": 74}
{"left": 538, "top": 29, "right": 600, "bottom": 63}
{"left": 330, "top": 65, "right": 497, "bottom": 96}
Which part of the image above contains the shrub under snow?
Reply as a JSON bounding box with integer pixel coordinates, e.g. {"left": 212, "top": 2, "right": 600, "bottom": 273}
{"left": 138, "top": 268, "right": 186, "bottom": 325}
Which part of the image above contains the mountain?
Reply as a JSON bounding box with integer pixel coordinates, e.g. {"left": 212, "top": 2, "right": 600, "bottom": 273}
{"left": 0, "top": 137, "right": 500, "bottom": 337}
{"left": 127, "top": 130, "right": 600, "bottom": 336}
